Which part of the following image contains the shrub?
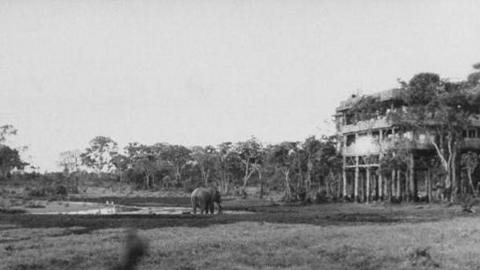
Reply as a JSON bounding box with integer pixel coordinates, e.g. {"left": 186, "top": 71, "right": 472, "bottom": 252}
{"left": 25, "top": 200, "right": 46, "bottom": 208}
{"left": 0, "top": 198, "right": 12, "bottom": 209}
{"left": 55, "top": 185, "right": 68, "bottom": 196}
{"left": 183, "top": 184, "right": 195, "bottom": 194}
{"left": 26, "top": 184, "right": 69, "bottom": 199}
{"left": 315, "top": 190, "right": 329, "bottom": 204}
{"left": 27, "top": 187, "right": 49, "bottom": 197}
{"left": 0, "top": 208, "right": 26, "bottom": 214}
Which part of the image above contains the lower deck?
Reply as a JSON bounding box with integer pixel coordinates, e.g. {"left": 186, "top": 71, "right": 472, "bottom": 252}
{"left": 341, "top": 151, "right": 459, "bottom": 202}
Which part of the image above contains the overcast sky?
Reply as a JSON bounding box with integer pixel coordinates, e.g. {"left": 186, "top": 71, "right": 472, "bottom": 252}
{"left": 1, "top": 0, "right": 479, "bottom": 171}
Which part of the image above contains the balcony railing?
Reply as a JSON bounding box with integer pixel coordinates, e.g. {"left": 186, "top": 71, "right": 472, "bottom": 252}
{"left": 339, "top": 115, "right": 480, "bottom": 135}
{"left": 340, "top": 118, "right": 391, "bottom": 134}
{"left": 463, "top": 138, "right": 480, "bottom": 149}
{"left": 343, "top": 137, "right": 480, "bottom": 156}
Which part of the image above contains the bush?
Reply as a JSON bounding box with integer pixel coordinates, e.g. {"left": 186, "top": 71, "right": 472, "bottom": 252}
{"left": 25, "top": 200, "right": 46, "bottom": 208}
{"left": 315, "top": 190, "right": 329, "bottom": 204}
{"left": 55, "top": 185, "right": 68, "bottom": 196}
{"left": 26, "top": 184, "right": 69, "bottom": 199}
{"left": 0, "top": 208, "right": 26, "bottom": 214}
{"left": 459, "top": 194, "right": 479, "bottom": 213}
{"left": 0, "top": 198, "right": 12, "bottom": 209}
{"left": 183, "top": 183, "right": 196, "bottom": 194}
{"left": 27, "top": 187, "right": 49, "bottom": 197}
{"left": 297, "top": 189, "right": 307, "bottom": 202}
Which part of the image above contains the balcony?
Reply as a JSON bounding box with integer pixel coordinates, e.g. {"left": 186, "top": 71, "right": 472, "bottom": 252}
{"left": 340, "top": 118, "right": 391, "bottom": 134}
{"left": 343, "top": 135, "right": 433, "bottom": 156}
{"left": 339, "top": 115, "right": 480, "bottom": 135}
{"left": 463, "top": 138, "right": 480, "bottom": 149}
{"left": 343, "top": 137, "right": 387, "bottom": 156}
{"left": 343, "top": 145, "right": 381, "bottom": 156}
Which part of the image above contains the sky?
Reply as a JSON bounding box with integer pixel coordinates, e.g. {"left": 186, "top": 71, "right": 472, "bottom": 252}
{"left": 1, "top": 0, "right": 480, "bottom": 171}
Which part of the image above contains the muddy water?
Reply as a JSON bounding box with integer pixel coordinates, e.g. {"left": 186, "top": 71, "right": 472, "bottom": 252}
{"left": 32, "top": 202, "right": 253, "bottom": 215}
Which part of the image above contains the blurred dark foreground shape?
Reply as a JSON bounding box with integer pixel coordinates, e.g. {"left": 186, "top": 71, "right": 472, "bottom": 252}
{"left": 111, "top": 229, "right": 148, "bottom": 270}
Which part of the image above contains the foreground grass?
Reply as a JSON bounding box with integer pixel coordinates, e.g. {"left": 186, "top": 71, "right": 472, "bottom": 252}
{"left": 2, "top": 216, "right": 480, "bottom": 270}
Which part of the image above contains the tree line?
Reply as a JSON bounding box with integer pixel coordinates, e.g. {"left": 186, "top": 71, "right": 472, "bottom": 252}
{"left": 57, "top": 135, "right": 342, "bottom": 201}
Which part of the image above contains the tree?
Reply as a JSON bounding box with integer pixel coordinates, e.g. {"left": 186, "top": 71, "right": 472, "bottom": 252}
{"left": 0, "top": 125, "right": 17, "bottom": 144}
{"left": 216, "top": 142, "right": 242, "bottom": 194}
{"left": 0, "top": 125, "right": 28, "bottom": 178}
{"left": 314, "top": 136, "right": 343, "bottom": 199}
{"left": 389, "top": 72, "right": 480, "bottom": 201}
{"left": 190, "top": 146, "right": 218, "bottom": 186}
{"left": 268, "top": 142, "right": 299, "bottom": 201}
{"left": 378, "top": 139, "right": 411, "bottom": 201}
{"left": 81, "top": 136, "right": 119, "bottom": 174}
{"left": 234, "top": 137, "right": 263, "bottom": 196}
{"left": 157, "top": 144, "right": 192, "bottom": 186}
{"left": 401, "top": 73, "right": 440, "bottom": 105}
{"left": 461, "top": 151, "right": 479, "bottom": 197}
{"left": 467, "top": 62, "right": 480, "bottom": 85}
{"left": 302, "top": 136, "right": 322, "bottom": 198}
{"left": 58, "top": 150, "right": 82, "bottom": 174}
{"left": 123, "top": 142, "right": 160, "bottom": 188}
{"left": 0, "top": 145, "right": 26, "bottom": 178}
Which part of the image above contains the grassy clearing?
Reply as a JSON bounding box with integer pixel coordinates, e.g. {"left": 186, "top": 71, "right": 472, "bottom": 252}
{"left": 1, "top": 199, "right": 478, "bottom": 269}
{"left": 2, "top": 217, "right": 480, "bottom": 270}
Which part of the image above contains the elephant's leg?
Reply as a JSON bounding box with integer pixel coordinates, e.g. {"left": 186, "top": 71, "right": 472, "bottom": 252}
{"left": 209, "top": 202, "right": 214, "bottom": 215}
{"left": 205, "top": 202, "right": 210, "bottom": 214}
{"left": 192, "top": 198, "right": 197, "bottom": 214}
{"left": 200, "top": 201, "right": 206, "bottom": 214}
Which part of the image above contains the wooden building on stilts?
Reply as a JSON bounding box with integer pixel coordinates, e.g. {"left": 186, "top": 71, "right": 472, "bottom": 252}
{"left": 335, "top": 88, "right": 480, "bottom": 203}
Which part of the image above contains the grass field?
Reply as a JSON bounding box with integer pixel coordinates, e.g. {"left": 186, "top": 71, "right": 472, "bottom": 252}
{"left": 1, "top": 198, "right": 480, "bottom": 270}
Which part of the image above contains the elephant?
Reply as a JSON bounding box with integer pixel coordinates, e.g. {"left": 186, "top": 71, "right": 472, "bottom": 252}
{"left": 191, "top": 187, "right": 222, "bottom": 215}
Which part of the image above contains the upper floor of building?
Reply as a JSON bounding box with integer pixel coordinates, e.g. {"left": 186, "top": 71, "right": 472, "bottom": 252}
{"left": 335, "top": 87, "right": 480, "bottom": 156}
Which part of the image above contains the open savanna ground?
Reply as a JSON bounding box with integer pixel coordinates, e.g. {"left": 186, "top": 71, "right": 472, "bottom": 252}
{"left": 2, "top": 200, "right": 480, "bottom": 270}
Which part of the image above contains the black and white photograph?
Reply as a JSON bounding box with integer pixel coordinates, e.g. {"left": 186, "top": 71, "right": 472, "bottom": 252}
{"left": 1, "top": 0, "right": 480, "bottom": 269}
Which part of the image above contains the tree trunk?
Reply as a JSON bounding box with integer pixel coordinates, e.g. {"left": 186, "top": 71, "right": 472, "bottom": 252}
{"left": 468, "top": 169, "right": 477, "bottom": 197}
{"left": 354, "top": 165, "right": 359, "bottom": 202}
{"left": 298, "top": 158, "right": 304, "bottom": 195}
{"left": 366, "top": 168, "right": 370, "bottom": 203}
{"left": 175, "top": 167, "right": 182, "bottom": 186}
{"left": 378, "top": 173, "right": 383, "bottom": 201}
{"left": 145, "top": 174, "right": 149, "bottom": 189}
{"left": 224, "top": 175, "right": 231, "bottom": 195}
{"left": 305, "top": 171, "right": 312, "bottom": 200}
{"left": 451, "top": 151, "right": 458, "bottom": 202}
{"left": 242, "top": 161, "right": 250, "bottom": 194}
{"left": 396, "top": 170, "right": 401, "bottom": 200}
{"left": 202, "top": 168, "right": 207, "bottom": 186}
{"left": 284, "top": 170, "right": 292, "bottom": 201}
{"left": 390, "top": 170, "right": 395, "bottom": 202}
{"left": 426, "top": 169, "right": 432, "bottom": 202}
{"left": 258, "top": 170, "right": 264, "bottom": 199}
{"left": 408, "top": 153, "right": 415, "bottom": 201}
{"left": 306, "top": 160, "right": 313, "bottom": 200}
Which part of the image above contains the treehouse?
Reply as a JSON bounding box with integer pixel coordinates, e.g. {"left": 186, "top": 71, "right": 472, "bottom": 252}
{"left": 335, "top": 87, "right": 480, "bottom": 202}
